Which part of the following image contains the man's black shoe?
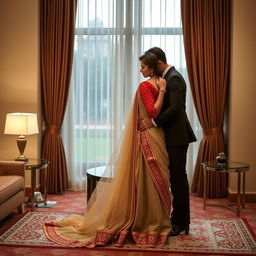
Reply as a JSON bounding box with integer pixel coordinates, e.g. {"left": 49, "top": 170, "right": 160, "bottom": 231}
{"left": 169, "top": 224, "right": 189, "bottom": 236}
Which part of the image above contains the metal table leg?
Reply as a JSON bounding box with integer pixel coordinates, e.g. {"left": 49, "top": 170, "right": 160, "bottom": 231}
{"left": 237, "top": 170, "right": 241, "bottom": 216}
{"left": 30, "top": 167, "right": 36, "bottom": 211}
{"left": 203, "top": 167, "right": 207, "bottom": 210}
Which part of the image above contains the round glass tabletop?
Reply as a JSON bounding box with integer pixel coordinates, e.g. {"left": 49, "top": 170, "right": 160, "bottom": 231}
{"left": 87, "top": 165, "right": 113, "bottom": 178}
{"left": 25, "top": 158, "right": 49, "bottom": 169}
{"left": 202, "top": 160, "right": 249, "bottom": 170}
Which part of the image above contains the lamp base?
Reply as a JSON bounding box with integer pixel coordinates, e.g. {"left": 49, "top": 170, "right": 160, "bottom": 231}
{"left": 16, "top": 135, "right": 28, "bottom": 162}
{"left": 15, "top": 156, "right": 29, "bottom": 162}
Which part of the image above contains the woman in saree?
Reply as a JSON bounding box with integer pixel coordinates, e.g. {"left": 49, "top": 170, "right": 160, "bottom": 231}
{"left": 44, "top": 52, "right": 172, "bottom": 248}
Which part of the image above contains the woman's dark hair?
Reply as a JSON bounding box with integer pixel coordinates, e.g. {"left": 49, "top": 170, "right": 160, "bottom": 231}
{"left": 139, "top": 52, "right": 160, "bottom": 76}
{"left": 145, "top": 47, "right": 167, "bottom": 64}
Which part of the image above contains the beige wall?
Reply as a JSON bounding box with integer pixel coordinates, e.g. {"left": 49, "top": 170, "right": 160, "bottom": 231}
{"left": 0, "top": 0, "right": 39, "bottom": 186}
{"left": 229, "top": 0, "right": 256, "bottom": 194}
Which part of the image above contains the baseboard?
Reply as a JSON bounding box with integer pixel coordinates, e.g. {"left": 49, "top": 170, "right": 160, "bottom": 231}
{"left": 228, "top": 189, "right": 256, "bottom": 203}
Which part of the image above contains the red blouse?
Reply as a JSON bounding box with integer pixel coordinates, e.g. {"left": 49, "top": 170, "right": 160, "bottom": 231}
{"left": 139, "top": 81, "right": 159, "bottom": 118}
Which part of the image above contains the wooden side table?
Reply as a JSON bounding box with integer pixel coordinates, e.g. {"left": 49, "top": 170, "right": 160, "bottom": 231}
{"left": 202, "top": 161, "right": 250, "bottom": 216}
{"left": 25, "top": 158, "right": 49, "bottom": 211}
{"left": 86, "top": 166, "right": 112, "bottom": 202}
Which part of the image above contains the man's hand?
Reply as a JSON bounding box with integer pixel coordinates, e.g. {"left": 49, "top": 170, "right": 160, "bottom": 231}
{"left": 138, "top": 117, "right": 154, "bottom": 131}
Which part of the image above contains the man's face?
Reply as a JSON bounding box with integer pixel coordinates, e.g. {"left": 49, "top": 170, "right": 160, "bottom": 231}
{"left": 157, "top": 61, "right": 165, "bottom": 74}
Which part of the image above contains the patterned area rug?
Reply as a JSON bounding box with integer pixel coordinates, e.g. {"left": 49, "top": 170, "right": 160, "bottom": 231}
{"left": 0, "top": 212, "right": 256, "bottom": 255}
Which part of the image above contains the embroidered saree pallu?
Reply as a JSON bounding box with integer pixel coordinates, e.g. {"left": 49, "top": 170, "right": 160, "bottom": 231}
{"left": 44, "top": 90, "right": 172, "bottom": 248}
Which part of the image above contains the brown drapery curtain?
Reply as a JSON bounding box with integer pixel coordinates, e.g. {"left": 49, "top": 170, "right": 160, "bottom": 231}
{"left": 181, "top": 0, "right": 231, "bottom": 197}
{"left": 40, "top": 0, "right": 77, "bottom": 193}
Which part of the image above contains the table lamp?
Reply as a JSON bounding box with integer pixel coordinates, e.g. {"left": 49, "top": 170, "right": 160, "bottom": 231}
{"left": 4, "top": 113, "right": 39, "bottom": 161}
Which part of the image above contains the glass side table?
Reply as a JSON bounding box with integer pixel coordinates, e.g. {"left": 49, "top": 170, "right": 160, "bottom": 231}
{"left": 202, "top": 161, "right": 250, "bottom": 216}
{"left": 25, "top": 158, "right": 49, "bottom": 211}
{"left": 86, "top": 166, "right": 112, "bottom": 202}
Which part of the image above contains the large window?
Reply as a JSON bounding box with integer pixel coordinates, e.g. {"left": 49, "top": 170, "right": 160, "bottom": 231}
{"left": 63, "top": 0, "right": 199, "bottom": 190}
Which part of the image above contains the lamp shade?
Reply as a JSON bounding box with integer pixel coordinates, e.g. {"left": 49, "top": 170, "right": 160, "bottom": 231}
{"left": 4, "top": 113, "right": 39, "bottom": 135}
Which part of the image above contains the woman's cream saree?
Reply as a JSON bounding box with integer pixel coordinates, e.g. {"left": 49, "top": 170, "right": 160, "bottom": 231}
{"left": 44, "top": 89, "right": 171, "bottom": 248}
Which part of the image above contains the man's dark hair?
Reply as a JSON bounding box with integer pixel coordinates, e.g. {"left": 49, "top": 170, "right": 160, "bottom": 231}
{"left": 145, "top": 47, "right": 167, "bottom": 64}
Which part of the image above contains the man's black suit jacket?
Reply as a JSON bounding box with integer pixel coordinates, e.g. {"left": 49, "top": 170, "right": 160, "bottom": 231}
{"left": 155, "top": 66, "right": 197, "bottom": 147}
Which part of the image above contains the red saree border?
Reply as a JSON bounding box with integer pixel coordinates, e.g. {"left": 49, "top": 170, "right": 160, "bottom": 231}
{"left": 44, "top": 222, "right": 168, "bottom": 248}
{"left": 43, "top": 222, "right": 94, "bottom": 248}
{"left": 113, "top": 230, "right": 168, "bottom": 248}
{"left": 131, "top": 231, "right": 169, "bottom": 247}
{"left": 94, "top": 230, "right": 116, "bottom": 246}
{"left": 140, "top": 130, "right": 171, "bottom": 214}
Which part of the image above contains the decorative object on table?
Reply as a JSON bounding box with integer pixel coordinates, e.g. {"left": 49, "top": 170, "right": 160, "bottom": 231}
{"left": 4, "top": 113, "right": 39, "bottom": 161}
{"left": 33, "top": 191, "right": 57, "bottom": 208}
{"left": 216, "top": 152, "right": 227, "bottom": 165}
{"left": 34, "top": 191, "right": 44, "bottom": 203}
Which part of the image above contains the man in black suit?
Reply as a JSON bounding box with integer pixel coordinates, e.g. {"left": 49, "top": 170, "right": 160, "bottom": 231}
{"left": 139, "top": 47, "right": 197, "bottom": 236}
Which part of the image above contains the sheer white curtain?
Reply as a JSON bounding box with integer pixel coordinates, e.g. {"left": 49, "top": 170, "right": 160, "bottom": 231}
{"left": 62, "top": 0, "right": 202, "bottom": 191}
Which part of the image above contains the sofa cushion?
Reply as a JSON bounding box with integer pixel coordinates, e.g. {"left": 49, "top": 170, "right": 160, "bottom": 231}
{"left": 0, "top": 191, "right": 24, "bottom": 221}
{"left": 0, "top": 176, "right": 24, "bottom": 204}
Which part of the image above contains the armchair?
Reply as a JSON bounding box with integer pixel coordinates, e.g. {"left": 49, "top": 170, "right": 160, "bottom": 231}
{"left": 0, "top": 161, "right": 25, "bottom": 221}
